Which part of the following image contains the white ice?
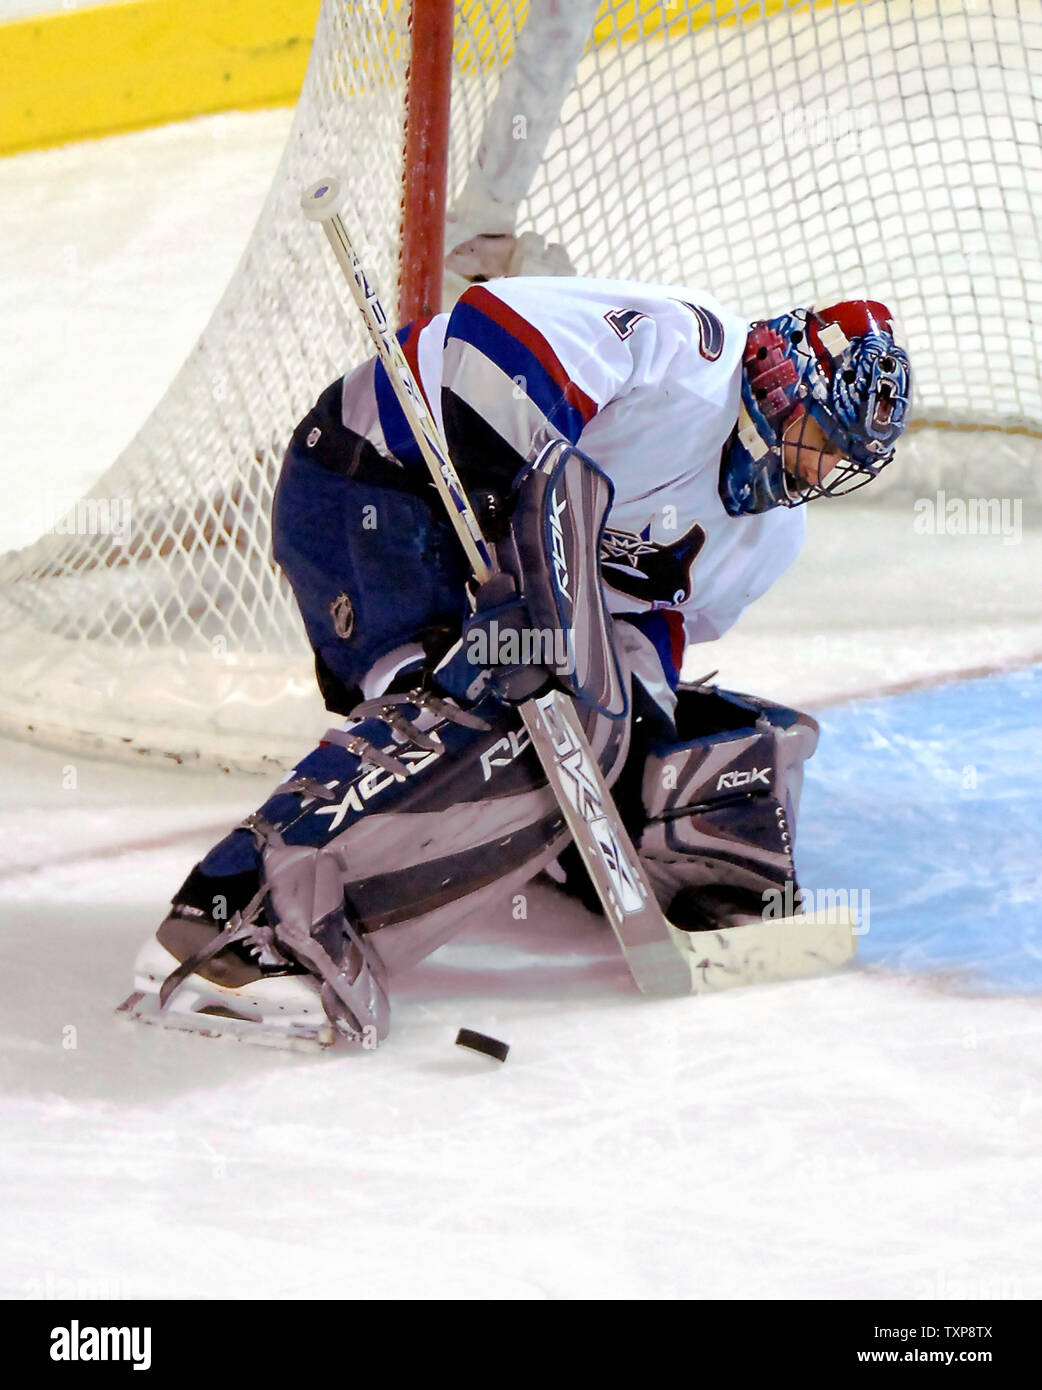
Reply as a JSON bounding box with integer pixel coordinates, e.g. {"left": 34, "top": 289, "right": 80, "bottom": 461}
{"left": 1, "top": 110, "right": 1040, "bottom": 1302}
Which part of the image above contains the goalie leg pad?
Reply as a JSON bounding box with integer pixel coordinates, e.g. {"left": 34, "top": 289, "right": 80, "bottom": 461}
{"left": 638, "top": 684, "right": 819, "bottom": 929}
{"left": 162, "top": 679, "right": 634, "bottom": 1018}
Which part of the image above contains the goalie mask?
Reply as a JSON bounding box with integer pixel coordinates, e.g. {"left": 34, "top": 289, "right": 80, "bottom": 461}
{"left": 719, "top": 300, "right": 912, "bottom": 516}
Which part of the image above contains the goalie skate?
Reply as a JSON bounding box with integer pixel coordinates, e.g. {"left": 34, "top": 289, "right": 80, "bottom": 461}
{"left": 116, "top": 926, "right": 338, "bottom": 1053}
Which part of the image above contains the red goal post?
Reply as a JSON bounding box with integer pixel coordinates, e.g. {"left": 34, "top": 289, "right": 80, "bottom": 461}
{"left": 400, "top": 0, "right": 455, "bottom": 323}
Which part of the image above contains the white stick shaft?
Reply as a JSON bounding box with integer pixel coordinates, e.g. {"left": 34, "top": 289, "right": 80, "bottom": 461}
{"left": 301, "top": 178, "right": 494, "bottom": 583}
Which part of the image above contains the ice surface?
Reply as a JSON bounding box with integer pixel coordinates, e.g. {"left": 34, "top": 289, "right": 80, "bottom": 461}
{"left": 1, "top": 108, "right": 1040, "bottom": 1302}
{"left": 1, "top": 718, "right": 1040, "bottom": 1302}
{"left": 803, "top": 666, "right": 1042, "bottom": 994}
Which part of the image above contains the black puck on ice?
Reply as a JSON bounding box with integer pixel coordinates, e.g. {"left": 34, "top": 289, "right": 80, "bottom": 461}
{"left": 455, "top": 1028, "right": 509, "bottom": 1063}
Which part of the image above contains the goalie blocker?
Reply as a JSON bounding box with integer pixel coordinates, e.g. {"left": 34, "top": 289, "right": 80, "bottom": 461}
{"left": 435, "top": 440, "right": 626, "bottom": 715}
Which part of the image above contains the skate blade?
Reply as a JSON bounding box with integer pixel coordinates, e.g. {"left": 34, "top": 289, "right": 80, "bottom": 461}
{"left": 115, "top": 990, "right": 338, "bottom": 1053}
{"left": 670, "top": 907, "right": 858, "bottom": 994}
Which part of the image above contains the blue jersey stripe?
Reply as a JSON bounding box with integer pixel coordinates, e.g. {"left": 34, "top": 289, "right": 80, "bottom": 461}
{"left": 446, "top": 298, "right": 590, "bottom": 445}
{"left": 374, "top": 324, "right": 424, "bottom": 467}
{"left": 619, "top": 611, "right": 683, "bottom": 688}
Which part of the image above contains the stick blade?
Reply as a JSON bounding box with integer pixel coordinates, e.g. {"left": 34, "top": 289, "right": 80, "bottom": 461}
{"left": 669, "top": 907, "right": 858, "bottom": 995}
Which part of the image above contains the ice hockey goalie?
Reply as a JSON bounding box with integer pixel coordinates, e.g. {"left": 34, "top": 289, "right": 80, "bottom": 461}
{"left": 119, "top": 277, "right": 911, "bottom": 1049}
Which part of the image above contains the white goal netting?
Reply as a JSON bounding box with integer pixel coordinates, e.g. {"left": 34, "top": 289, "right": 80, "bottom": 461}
{"left": 0, "top": 0, "right": 1039, "bottom": 770}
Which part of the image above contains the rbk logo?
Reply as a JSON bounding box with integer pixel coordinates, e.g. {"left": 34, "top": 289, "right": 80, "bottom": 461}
{"left": 717, "top": 766, "right": 772, "bottom": 790}
{"left": 600, "top": 520, "right": 705, "bottom": 606}
{"left": 479, "top": 728, "right": 531, "bottom": 781}
{"left": 549, "top": 485, "right": 571, "bottom": 601}
{"left": 304, "top": 739, "right": 444, "bottom": 832}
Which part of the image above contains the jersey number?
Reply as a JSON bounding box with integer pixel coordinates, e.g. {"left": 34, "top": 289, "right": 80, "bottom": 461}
{"left": 604, "top": 308, "right": 646, "bottom": 340}
{"left": 607, "top": 303, "right": 724, "bottom": 361}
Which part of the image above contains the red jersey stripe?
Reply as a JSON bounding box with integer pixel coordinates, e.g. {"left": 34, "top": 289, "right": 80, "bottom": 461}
{"left": 462, "top": 284, "right": 598, "bottom": 425}
{"left": 399, "top": 316, "right": 433, "bottom": 411}
{"left": 664, "top": 609, "right": 686, "bottom": 676}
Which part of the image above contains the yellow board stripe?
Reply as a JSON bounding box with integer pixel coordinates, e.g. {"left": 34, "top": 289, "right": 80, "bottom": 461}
{"left": 1, "top": 0, "right": 864, "bottom": 157}
{"left": 592, "top": 0, "right": 860, "bottom": 45}
{"left": 0, "top": 0, "right": 322, "bottom": 156}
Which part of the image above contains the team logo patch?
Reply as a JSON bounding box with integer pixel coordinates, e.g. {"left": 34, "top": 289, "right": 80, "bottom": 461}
{"left": 676, "top": 302, "right": 725, "bottom": 361}
{"left": 599, "top": 520, "right": 706, "bottom": 606}
{"left": 330, "top": 592, "right": 355, "bottom": 640}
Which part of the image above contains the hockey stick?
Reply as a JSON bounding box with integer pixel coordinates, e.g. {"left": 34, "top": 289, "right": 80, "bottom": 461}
{"left": 300, "top": 176, "right": 857, "bottom": 997}
{"left": 302, "top": 176, "right": 690, "bottom": 995}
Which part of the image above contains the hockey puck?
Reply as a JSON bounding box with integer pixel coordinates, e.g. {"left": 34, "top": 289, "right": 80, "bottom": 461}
{"left": 455, "top": 1028, "right": 509, "bottom": 1063}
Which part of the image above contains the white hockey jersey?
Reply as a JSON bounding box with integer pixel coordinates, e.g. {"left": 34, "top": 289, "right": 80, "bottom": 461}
{"left": 341, "top": 276, "right": 805, "bottom": 675}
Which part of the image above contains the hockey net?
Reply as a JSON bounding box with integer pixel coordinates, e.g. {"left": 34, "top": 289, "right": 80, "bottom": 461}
{"left": 0, "top": 0, "right": 1038, "bottom": 770}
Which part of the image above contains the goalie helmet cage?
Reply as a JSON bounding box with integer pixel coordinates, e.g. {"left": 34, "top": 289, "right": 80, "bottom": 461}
{"left": 0, "top": 0, "right": 1038, "bottom": 772}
